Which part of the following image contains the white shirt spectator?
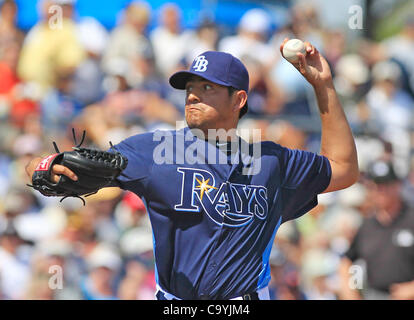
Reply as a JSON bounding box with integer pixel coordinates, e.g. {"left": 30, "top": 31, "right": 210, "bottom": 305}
{"left": 218, "top": 8, "right": 274, "bottom": 66}
{"left": 150, "top": 27, "right": 193, "bottom": 77}
{"left": 219, "top": 35, "right": 274, "bottom": 66}
{"left": 0, "top": 247, "right": 31, "bottom": 299}
{"left": 150, "top": 4, "right": 194, "bottom": 77}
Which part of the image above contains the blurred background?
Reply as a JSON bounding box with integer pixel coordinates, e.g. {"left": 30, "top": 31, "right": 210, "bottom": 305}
{"left": 0, "top": 0, "right": 413, "bottom": 300}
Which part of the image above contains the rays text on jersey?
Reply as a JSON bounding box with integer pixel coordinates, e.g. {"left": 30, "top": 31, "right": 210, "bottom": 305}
{"left": 174, "top": 167, "right": 268, "bottom": 227}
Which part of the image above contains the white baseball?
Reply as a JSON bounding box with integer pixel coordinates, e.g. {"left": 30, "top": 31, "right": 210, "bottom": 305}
{"left": 282, "top": 39, "right": 306, "bottom": 63}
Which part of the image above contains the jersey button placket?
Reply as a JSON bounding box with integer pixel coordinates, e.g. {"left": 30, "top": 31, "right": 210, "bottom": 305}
{"left": 198, "top": 220, "right": 225, "bottom": 295}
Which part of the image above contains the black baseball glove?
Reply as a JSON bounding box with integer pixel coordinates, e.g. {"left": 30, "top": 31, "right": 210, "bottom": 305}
{"left": 28, "top": 129, "right": 128, "bottom": 205}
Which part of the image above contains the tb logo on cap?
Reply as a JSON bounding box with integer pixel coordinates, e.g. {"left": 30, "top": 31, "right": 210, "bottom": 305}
{"left": 193, "top": 55, "right": 208, "bottom": 72}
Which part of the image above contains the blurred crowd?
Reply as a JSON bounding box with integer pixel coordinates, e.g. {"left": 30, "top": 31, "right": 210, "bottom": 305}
{"left": 0, "top": 0, "right": 413, "bottom": 299}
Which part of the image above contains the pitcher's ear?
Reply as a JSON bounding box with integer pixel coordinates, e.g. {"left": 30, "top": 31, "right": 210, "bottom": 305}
{"left": 234, "top": 90, "right": 248, "bottom": 112}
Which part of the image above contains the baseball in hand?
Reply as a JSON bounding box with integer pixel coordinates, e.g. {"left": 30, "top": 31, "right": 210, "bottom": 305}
{"left": 282, "top": 39, "right": 306, "bottom": 63}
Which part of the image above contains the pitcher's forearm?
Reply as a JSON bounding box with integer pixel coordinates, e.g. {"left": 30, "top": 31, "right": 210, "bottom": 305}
{"left": 314, "top": 81, "right": 359, "bottom": 182}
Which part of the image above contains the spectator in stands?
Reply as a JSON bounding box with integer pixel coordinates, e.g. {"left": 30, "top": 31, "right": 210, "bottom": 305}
{"left": 0, "top": 4, "right": 39, "bottom": 132}
{"left": 102, "top": 1, "right": 152, "bottom": 88}
{"left": 0, "top": 39, "right": 20, "bottom": 97}
{"left": 185, "top": 19, "right": 219, "bottom": 64}
{"left": 25, "top": 239, "right": 83, "bottom": 299}
{"left": 0, "top": 0, "right": 22, "bottom": 101}
{"left": 241, "top": 56, "right": 285, "bottom": 115}
{"left": 301, "top": 248, "right": 338, "bottom": 300}
{"left": 288, "top": 2, "right": 323, "bottom": 48}
{"left": 117, "top": 257, "right": 156, "bottom": 300}
{"left": 18, "top": 0, "right": 85, "bottom": 95}
{"left": 266, "top": 120, "right": 307, "bottom": 150}
{"left": 402, "top": 158, "right": 414, "bottom": 209}
{"left": 333, "top": 54, "right": 370, "bottom": 132}
{"left": 366, "top": 60, "right": 414, "bottom": 176}
{"left": 219, "top": 8, "right": 274, "bottom": 67}
{"left": 41, "top": 68, "right": 82, "bottom": 134}
{"left": 338, "top": 160, "right": 414, "bottom": 299}
{"left": 383, "top": 16, "right": 414, "bottom": 97}
{"left": 72, "top": 17, "right": 108, "bottom": 107}
{"left": 150, "top": 3, "right": 193, "bottom": 77}
{"left": 81, "top": 243, "right": 121, "bottom": 300}
{"left": 0, "top": 221, "right": 32, "bottom": 299}
{"left": 129, "top": 43, "right": 184, "bottom": 114}
{"left": 0, "top": 0, "right": 24, "bottom": 53}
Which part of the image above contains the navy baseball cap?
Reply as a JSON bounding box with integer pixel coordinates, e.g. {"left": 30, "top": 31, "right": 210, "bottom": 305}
{"left": 169, "top": 51, "right": 249, "bottom": 117}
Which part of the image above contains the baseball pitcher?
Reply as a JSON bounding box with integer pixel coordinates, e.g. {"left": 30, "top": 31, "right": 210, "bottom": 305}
{"left": 26, "top": 40, "right": 359, "bottom": 300}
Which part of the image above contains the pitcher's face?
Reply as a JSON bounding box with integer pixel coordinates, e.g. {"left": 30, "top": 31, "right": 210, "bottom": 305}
{"left": 185, "top": 76, "right": 236, "bottom": 133}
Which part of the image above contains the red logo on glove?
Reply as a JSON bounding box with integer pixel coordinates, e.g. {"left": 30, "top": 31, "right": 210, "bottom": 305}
{"left": 35, "top": 154, "right": 59, "bottom": 171}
